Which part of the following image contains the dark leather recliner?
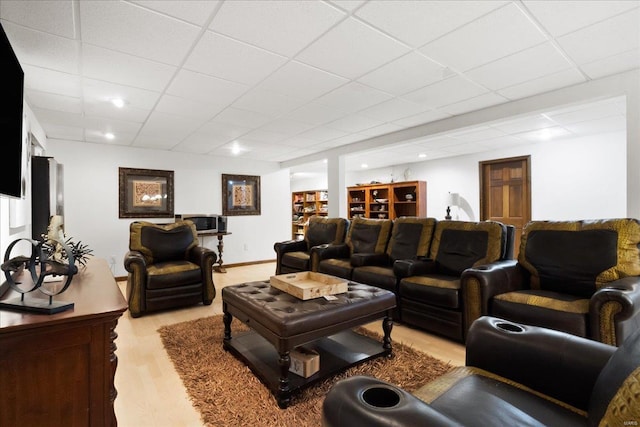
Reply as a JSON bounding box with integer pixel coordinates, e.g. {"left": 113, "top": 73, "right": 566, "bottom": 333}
{"left": 462, "top": 218, "right": 640, "bottom": 346}
{"left": 313, "top": 217, "right": 393, "bottom": 280}
{"left": 124, "top": 220, "right": 217, "bottom": 317}
{"left": 350, "top": 216, "right": 437, "bottom": 319}
{"left": 322, "top": 315, "right": 640, "bottom": 427}
{"left": 394, "top": 220, "right": 514, "bottom": 342}
{"left": 274, "top": 216, "right": 349, "bottom": 275}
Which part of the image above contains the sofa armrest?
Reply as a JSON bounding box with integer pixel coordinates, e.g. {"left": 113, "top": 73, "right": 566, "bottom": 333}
{"left": 189, "top": 245, "right": 217, "bottom": 267}
{"left": 466, "top": 316, "right": 615, "bottom": 411}
{"left": 311, "top": 243, "right": 349, "bottom": 261}
{"left": 590, "top": 276, "right": 640, "bottom": 345}
{"left": 274, "top": 239, "right": 307, "bottom": 255}
{"left": 393, "top": 257, "right": 435, "bottom": 279}
{"left": 460, "top": 260, "right": 525, "bottom": 333}
{"left": 351, "top": 252, "right": 389, "bottom": 267}
{"left": 322, "top": 375, "right": 459, "bottom": 427}
{"left": 124, "top": 250, "right": 146, "bottom": 272}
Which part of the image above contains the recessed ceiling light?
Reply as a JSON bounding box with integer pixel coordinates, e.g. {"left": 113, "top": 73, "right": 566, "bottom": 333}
{"left": 418, "top": 153, "right": 427, "bottom": 158}
{"left": 105, "top": 132, "right": 115, "bottom": 140}
{"left": 361, "top": 163, "right": 368, "bottom": 168}
{"left": 231, "top": 142, "right": 241, "bottom": 155}
{"left": 110, "top": 98, "right": 125, "bottom": 108}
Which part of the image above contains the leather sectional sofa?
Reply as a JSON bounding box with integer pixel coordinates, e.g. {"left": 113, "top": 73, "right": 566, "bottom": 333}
{"left": 307, "top": 217, "right": 514, "bottom": 341}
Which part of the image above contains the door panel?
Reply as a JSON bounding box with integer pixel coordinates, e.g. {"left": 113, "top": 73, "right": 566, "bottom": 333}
{"left": 480, "top": 156, "right": 531, "bottom": 257}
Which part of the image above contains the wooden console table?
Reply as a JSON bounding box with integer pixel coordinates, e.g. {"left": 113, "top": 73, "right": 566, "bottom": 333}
{"left": 0, "top": 257, "right": 127, "bottom": 426}
{"left": 197, "top": 230, "right": 232, "bottom": 273}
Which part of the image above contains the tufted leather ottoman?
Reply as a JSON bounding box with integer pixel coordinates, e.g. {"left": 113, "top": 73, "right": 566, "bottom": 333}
{"left": 222, "top": 279, "right": 395, "bottom": 408}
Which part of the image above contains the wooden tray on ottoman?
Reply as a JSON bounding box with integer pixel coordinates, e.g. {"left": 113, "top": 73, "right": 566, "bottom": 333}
{"left": 270, "top": 272, "right": 348, "bottom": 300}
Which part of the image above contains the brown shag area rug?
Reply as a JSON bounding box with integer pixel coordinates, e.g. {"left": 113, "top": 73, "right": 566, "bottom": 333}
{"left": 158, "top": 315, "right": 455, "bottom": 427}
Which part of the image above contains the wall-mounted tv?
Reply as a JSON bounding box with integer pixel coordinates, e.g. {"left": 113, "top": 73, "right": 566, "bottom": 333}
{"left": 0, "top": 22, "right": 25, "bottom": 199}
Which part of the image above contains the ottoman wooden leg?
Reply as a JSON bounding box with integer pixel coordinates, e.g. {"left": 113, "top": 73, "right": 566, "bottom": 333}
{"left": 222, "top": 310, "right": 232, "bottom": 350}
{"left": 277, "top": 351, "right": 291, "bottom": 409}
{"left": 383, "top": 314, "right": 393, "bottom": 358}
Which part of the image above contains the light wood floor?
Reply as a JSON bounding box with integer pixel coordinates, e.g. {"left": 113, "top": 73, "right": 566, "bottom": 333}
{"left": 114, "top": 262, "right": 465, "bottom": 426}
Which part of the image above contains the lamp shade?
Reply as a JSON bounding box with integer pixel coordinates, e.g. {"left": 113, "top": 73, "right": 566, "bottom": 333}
{"left": 446, "top": 192, "right": 459, "bottom": 206}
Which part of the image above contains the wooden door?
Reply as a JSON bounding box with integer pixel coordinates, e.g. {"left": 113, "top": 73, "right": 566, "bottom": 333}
{"left": 480, "top": 156, "right": 531, "bottom": 258}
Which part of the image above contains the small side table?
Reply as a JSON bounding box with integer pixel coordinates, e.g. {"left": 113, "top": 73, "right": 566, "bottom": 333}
{"left": 197, "top": 231, "right": 232, "bottom": 273}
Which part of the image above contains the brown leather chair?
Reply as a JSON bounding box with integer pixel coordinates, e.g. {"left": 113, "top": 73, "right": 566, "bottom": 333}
{"left": 313, "top": 217, "right": 393, "bottom": 280}
{"left": 461, "top": 218, "right": 640, "bottom": 346}
{"left": 124, "top": 220, "right": 217, "bottom": 317}
{"left": 394, "top": 220, "right": 514, "bottom": 342}
{"left": 322, "top": 315, "right": 640, "bottom": 426}
{"left": 274, "top": 216, "right": 349, "bottom": 275}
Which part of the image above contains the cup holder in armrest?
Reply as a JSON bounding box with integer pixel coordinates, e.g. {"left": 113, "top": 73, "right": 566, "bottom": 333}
{"left": 361, "top": 386, "right": 401, "bottom": 408}
{"left": 496, "top": 322, "right": 524, "bottom": 333}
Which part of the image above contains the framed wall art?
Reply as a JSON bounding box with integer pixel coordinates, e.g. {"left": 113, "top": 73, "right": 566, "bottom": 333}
{"left": 119, "top": 167, "right": 174, "bottom": 218}
{"left": 222, "top": 174, "right": 261, "bottom": 216}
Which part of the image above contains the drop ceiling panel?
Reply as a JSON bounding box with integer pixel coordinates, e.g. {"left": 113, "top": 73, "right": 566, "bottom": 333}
{"left": 166, "top": 69, "right": 249, "bottom": 105}
{"left": 403, "top": 75, "right": 488, "bottom": 108}
{"left": 79, "top": 1, "right": 201, "bottom": 65}
{"left": 255, "top": 61, "right": 348, "bottom": 101}
{"left": 522, "top": 0, "right": 639, "bottom": 37}
{"left": 420, "top": 3, "right": 547, "bottom": 72}
{"left": 357, "top": 52, "right": 446, "bottom": 96}
{"left": 23, "top": 65, "right": 82, "bottom": 97}
{"left": 183, "top": 31, "right": 288, "bottom": 85}
{"left": 354, "top": 0, "right": 508, "bottom": 47}
{"left": 465, "top": 42, "right": 574, "bottom": 90}
{"left": 0, "top": 0, "right": 76, "bottom": 37}
{"left": 131, "top": 0, "right": 220, "bottom": 27}
{"left": 210, "top": 0, "right": 346, "bottom": 57}
{"left": 556, "top": 8, "right": 640, "bottom": 65}
{"left": 2, "top": 21, "right": 79, "bottom": 74}
{"left": 296, "top": 17, "right": 410, "bottom": 79}
{"left": 82, "top": 44, "right": 177, "bottom": 91}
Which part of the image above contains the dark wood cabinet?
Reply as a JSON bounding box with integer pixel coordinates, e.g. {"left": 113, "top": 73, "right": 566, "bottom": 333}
{"left": 347, "top": 181, "right": 426, "bottom": 220}
{"left": 0, "top": 258, "right": 127, "bottom": 426}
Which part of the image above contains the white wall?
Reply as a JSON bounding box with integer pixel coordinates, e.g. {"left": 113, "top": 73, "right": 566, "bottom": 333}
{"left": 346, "top": 130, "right": 626, "bottom": 221}
{"left": 43, "top": 139, "right": 291, "bottom": 277}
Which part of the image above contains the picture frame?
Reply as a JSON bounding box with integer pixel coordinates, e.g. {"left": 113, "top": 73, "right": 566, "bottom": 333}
{"left": 118, "top": 167, "right": 174, "bottom": 218}
{"left": 222, "top": 174, "right": 261, "bottom": 216}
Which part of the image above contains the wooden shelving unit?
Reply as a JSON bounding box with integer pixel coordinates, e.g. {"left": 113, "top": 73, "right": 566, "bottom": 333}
{"left": 292, "top": 189, "right": 328, "bottom": 239}
{"left": 347, "top": 181, "right": 426, "bottom": 220}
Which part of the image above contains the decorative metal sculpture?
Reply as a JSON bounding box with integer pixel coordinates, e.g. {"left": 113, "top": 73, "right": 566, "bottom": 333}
{"left": 0, "top": 237, "right": 78, "bottom": 314}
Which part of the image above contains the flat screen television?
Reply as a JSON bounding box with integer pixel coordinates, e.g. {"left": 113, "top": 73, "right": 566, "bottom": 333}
{"left": 0, "top": 22, "right": 25, "bottom": 199}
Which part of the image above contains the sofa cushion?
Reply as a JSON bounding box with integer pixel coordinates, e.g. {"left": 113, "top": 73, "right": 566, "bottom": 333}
{"left": 305, "top": 217, "right": 348, "bottom": 249}
{"left": 399, "top": 275, "right": 460, "bottom": 309}
{"left": 387, "top": 217, "right": 436, "bottom": 262}
{"left": 519, "top": 219, "right": 640, "bottom": 297}
{"left": 493, "top": 289, "right": 589, "bottom": 338}
{"left": 346, "top": 218, "right": 392, "bottom": 254}
{"left": 281, "top": 251, "right": 311, "bottom": 271}
{"left": 129, "top": 221, "right": 198, "bottom": 264}
{"left": 429, "top": 221, "right": 506, "bottom": 276}
{"left": 413, "top": 366, "right": 587, "bottom": 426}
{"left": 147, "top": 260, "right": 201, "bottom": 289}
{"left": 318, "top": 258, "right": 353, "bottom": 280}
{"left": 351, "top": 265, "right": 398, "bottom": 293}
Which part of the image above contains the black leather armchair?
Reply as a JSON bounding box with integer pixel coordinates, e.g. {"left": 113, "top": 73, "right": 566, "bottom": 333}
{"left": 393, "top": 220, "right": 514, "bottom": 341}
{"left": 124, "top": 220, "right": 217, "bottom": 317}
{"left": 313, "top": 217, "right": 392, "bottom": 280}
{"left": 322, "top": 315, "right": 640, "bottom": 426}
{"left": 350, "top": 217, "right": 437, "bottom": 319}
{"left": 461, "top": 218, "right": 640, "bottom": 346}
{"left": 274, "top": 216, "right": 349, "bottom": 275}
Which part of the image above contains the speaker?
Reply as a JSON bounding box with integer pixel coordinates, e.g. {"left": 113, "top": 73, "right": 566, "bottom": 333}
{"left": 217, "top": 216, "right": 228, "bottom": 232}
